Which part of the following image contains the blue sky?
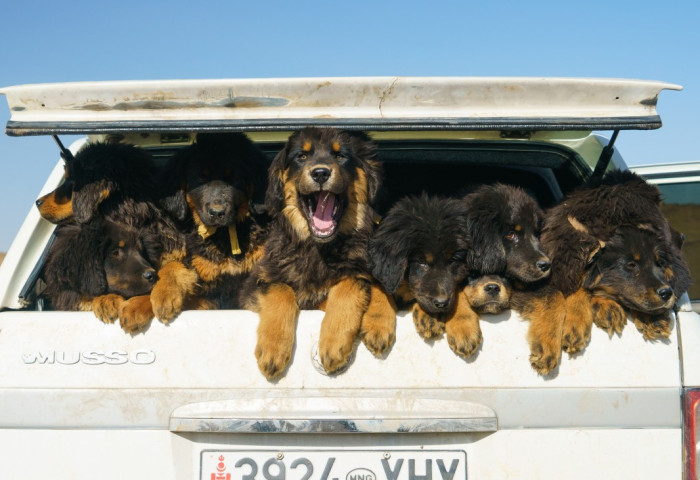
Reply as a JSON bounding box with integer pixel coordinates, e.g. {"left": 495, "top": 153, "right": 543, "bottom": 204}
{"left": 0, "top": 0, "right": 698, "bottom": 251}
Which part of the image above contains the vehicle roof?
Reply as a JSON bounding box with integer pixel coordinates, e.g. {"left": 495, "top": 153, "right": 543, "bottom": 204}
{"left": 0, "top": 77, "right": 681, "bottom": 136}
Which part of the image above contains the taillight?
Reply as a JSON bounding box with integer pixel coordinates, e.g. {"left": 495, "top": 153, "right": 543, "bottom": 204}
{"left": 684, "top": 388, "right": 700, "bottom": 480}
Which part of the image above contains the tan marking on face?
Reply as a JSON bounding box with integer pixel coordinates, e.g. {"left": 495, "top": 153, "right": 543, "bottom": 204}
{"left": 637, "top": 223, "right": 654, "bottom": 232}
{"left": 37, "top": 191, "right": 74, "bottom": 222}
{"left": 514, "top": 225, "right": 522, "bottom": 232}
{"left": 567, "top": 215, "right": 589, "bottom": 234}
{"left": 302, "top": 141, "right": 312, "bottom": 152}
{"left": 282, "top": 171, "right": 310, "bottom": 240}
{"left": 332, "top": 141, "right": 341, "bottom": 152}
{"left": 633, "top": 253, "right": 641, "bottom": 262}
{"left": 424, "top": 252, "right": 434, "bottom": 264}
{"left": 99, "top": 189, "right": 111, "bottom": 202}
{"left": 665, "top": 267, "right": 674, "bottom": 281}
{"left": 118, "top": 240, "right": 125, "bottom": 248}
{"left": 339, "top": 167, "right": 370, "bottom": 235}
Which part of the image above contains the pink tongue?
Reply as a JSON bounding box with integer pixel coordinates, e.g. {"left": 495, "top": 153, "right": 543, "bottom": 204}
{"left": 313, "top": 192, "right": 336, "bottom": 230}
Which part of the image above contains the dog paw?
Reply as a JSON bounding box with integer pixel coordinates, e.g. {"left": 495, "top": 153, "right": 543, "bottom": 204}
{"left": 529, "top": 340, "right": 561, "bottom": 376}
{"left": 92, "top": 294, "right": 124, "bottom": 323}
{"left": 150, "top": 284, "right": 185, "bottom": 323}
{"left": 561, "top": 322, "right": 590, "bottom": 355}
{"left": 119, "top": 295, "right": 154, "bottom": 334}
{"left": 319, "top": 332, "right": 356, "bottom": 374}
{"left": 412, "top": 304, "right": 444, "bottom": 339}
{"left": 632, "top": 311, "right": 672, "bottom": 340}
{"left": 255, "top": 343, "right": 292, "bottom": 380}
{"left": 361, "top": 313, "right": 396, "bottom": 357}
{"left": 445, "top": 319, "right": 482, "bottom": 359}
{"left": 592, "top": 297, "right": 626, "bottom": 336}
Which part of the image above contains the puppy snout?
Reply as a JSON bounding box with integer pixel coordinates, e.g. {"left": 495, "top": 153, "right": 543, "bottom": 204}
{"left": 657, "top": 287, "right": 673, "bottom": 302}
{"left": 536, "top": 259, "right": 551, "bottom": 273}
{"left": 485, "top": 283, "right": 501, "bottom": 295}
{"left": 311, "top": 167, "right": 331, "bottom": 185}
{"left": 143, "top": 269, "right": 157, "bottom": 283}
{"left": 432, "top": 296, "right": 450, "bottom": 310}
{"left": 207, "top": 203, "right": 227, "bottom": 219}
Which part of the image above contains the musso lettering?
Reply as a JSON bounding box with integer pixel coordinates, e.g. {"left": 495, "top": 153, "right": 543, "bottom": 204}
{"left": 22, "top": 349, "right": 156, "bottom": 365}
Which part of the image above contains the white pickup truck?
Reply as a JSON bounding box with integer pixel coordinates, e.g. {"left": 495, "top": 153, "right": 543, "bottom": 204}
{"left": 0, "top": 77, "right": 698, "bottom": 479}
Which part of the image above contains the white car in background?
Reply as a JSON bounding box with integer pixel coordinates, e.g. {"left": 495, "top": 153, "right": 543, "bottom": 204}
{"left": 0, "top": 77, "right": 699, "bottom": 479}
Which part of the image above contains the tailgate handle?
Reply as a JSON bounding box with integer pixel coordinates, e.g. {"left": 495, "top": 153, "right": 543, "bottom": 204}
{"left": 169, "top": 397, "right": 497, "bottom": 434}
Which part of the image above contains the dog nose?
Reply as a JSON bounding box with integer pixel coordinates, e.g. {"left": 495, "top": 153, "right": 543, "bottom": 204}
{"left": 536, "top": 260, "right": 551, "bottom": 273}
{"left": 311, "top": 167, "right": 331, "bottom": 185}
{"left": 485, "top": 283, "right": 501, "bottom": 295}
{"left": 35, "top": 198, "right": 44, "bottom": 207}
{"left": 657, "top": 287, "right": 673, "bottom": 302}
{"left": 207, "top": 204, "right": 227, "bottom": 219}
{"left": 143, "top": 269, "right": 156, "bottom": 283}
{"left": 432, "top": 297, "right": 449, "bottom": 310}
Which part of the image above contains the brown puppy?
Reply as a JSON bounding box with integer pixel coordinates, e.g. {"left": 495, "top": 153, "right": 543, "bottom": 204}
{"left": 242, "top": 127, "right": 394, "bottom": 380}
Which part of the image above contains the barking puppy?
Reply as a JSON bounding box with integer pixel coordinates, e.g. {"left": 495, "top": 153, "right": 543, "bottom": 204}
{"left": 242, "top": 127, "right": 394, "bottom": 380}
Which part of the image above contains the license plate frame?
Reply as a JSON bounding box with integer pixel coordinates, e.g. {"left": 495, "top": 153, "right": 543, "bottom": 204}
{"left": 200, "top": 449, "right": 467, "bottom": 480}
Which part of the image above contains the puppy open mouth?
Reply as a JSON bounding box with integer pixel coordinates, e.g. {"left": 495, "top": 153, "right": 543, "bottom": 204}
{"left": 301, "top": 191, "right": 344, "bottom": 239}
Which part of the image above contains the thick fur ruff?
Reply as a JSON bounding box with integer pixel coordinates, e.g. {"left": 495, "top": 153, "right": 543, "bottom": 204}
{"left": 244, "top": 127, "right": 390, "bottom": 379}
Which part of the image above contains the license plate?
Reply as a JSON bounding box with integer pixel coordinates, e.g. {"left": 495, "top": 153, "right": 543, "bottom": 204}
{"left": 200, "top": 449, "right": 467, "bottom": 480}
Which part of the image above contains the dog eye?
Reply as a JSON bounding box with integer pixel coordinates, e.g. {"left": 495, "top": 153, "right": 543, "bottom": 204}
{"left": 110, "top": 249, "right": 121, "bottom": 258}
{"left": 625, "top": 261, "right": 639, "bottom": 274}
{"left": 505, "top": 231, "right": 517, "bottom": 241}
{"left": 299, "top": 153, "right": 308, "bottom": 161}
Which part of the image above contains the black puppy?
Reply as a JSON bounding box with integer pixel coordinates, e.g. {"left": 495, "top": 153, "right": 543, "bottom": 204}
{"left": 42, "top": 219, "right": 159, "bottom": 322}
{"left": 369, "top": 194, "right": 483, "bottom": 358}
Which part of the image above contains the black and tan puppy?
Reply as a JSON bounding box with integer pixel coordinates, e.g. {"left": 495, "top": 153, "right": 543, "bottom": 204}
{"left": 242, "top": 127, "right": 395, "bottom": 380}
{"left": 34, "top": 141, "right": 187, "bottom": 332}
{"left": 459, "top": 183, "right": 555, "bottom": 373}
{"left": 42, "top": 219, "right": 159, "bottom": 321}
{"left": 369, "top": 194, "right": 483, "bottom": 358}
{"left": 150, "top": 132, "right": 270, "bottom": 322}
{"left": 522, "top": 170, "right": 691, "bottom": 375}
{"left": 585, "top": 225, "right": 682, "bottom": 339}
{"left": 464, "top": 274, "right": 511, "bottom": 314}
{"left": 463, "top": 183, "right": 552, "bottom": 284}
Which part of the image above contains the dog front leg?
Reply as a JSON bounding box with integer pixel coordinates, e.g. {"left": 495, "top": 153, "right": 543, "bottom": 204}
{"left": 255, "top": 284, "right": 300, "bottom": 380}
{"left": 445, "top": 291, "right": 482, "bottom": 359}
{"left": 512, "top": 286, "right": 565, "bottom": 376}
{"left": 319, "top": 277, "right": 370, "bottom": 374}
{"left": 360, "top": 283, "right": 396, "bottom": 357}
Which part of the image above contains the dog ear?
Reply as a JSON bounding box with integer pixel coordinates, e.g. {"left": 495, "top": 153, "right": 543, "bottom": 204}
{"left": 466, "top": 217, "right": 507, "bottom": 275}
{"left": 368, "top": 203, "right": 415, "bottom": 294}
{"left": 159, "top": 189, "right": 188, "bottom": 222}
{"left": 583, "top": 261, "right": 603, "bottom": 290}
{"left": 346, "top": 131, "right": 382, "bottom": 204}
{"left": 45, "top": 223, "right": 109, "bottom": 298}
{"left": 265, "top": 145, "right": 288, "bottom": 216}
{"left": 72, "top": 179, "right": 115, "bottom": 224}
